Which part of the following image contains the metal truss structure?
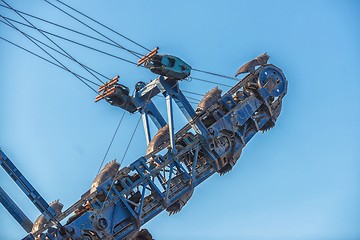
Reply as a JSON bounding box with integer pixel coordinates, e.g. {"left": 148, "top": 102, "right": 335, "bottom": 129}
{"left": 0, "top": 52, "right": 287, "bottom": 240}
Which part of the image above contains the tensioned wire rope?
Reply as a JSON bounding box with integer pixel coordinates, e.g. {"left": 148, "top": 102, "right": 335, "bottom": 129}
{"left": 43, "top": 0, "right": 146, "bottom": 59}
{"left": 99, "top": 115, "right": 142, "bottom": 210}
{"left": 0, "top": 4, "right": 145, "bottom": 57}
{"left": 0, "top": 35, "right": 102, "bottom": 88}
{"left": 0, "top": 15, "right": 141, "bottom": 67}
{"left": 0, "top": 16, "right": 100, "bottom": 92}
{"left": 94, "top": 87, "right": 137, "bottom": 178}
{"left": 51, "top": 0, "right": 151, "bottom": 52}
{"left": 0, "top": 18, "right": 111, "bottom": 81}
{"left": 2, "top": 0, "right": 106, "bottom": 86}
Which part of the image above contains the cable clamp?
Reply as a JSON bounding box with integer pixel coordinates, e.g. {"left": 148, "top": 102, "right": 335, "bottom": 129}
{"left": 95, "top": 76, "right": 119, "bottom": 102}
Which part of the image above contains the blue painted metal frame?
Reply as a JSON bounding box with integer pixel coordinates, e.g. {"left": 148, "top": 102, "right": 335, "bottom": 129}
{"left": 1, "top": 59, "right": 287, "bottom": 239}
{"left": 130, "top": 75, "right": 209, "bottom": 148}
{"left": 0, "top": 151, "right": 60, "bottom": 226}
{"left": 0, "top": 186, "right": 33, "bottom": 233}
{"left": 32, "top": 64, "right": 285, "bottom": 239}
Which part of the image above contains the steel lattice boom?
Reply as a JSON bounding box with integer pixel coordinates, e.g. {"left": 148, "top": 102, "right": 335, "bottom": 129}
{"left": 1, "top": 52, "right": 287, "bottom": 240}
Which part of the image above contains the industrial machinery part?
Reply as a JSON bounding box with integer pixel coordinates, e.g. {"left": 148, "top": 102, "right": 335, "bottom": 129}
{"left": 235, "top": 52, "right": 270, "bottom": 76}
{"left": 0, "top": 52, "right": 287, "bottom": 240}
{"left": 32, "top": 200, "right": 63, "bottom": 233}
{"left": 95, "top": 76, "right": 137, "bottom": 113}
{"left": 138, "top": 47, "right": 192, "bottom": 80}
{"left": 0, "top": 186, "right": 33, "bottom": 233}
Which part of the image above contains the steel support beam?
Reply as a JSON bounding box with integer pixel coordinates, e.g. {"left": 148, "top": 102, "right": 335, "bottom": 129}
{"left": 0, "top": 186, "right": 33, "bottom": 233}
{"left": 165, "top": 94, "right": 176, "bottom": 153}
{"left": 0, "top": 150, "right": 60, "bottom": 227}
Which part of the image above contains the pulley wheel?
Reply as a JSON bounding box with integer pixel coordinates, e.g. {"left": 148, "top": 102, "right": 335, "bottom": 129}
{"left": 258, "top": 66, "right": 286, "bottom": 97}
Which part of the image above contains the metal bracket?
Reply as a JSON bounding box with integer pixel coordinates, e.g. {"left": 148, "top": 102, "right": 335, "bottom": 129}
{"left": 95, "top": 76, "right": 119, "bottom": 102}
{"left": 137, "top": 47, "right": 159, "bottom": 66}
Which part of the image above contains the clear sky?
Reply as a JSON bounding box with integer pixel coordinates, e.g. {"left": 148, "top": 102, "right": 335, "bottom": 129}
{"left": 0, "top": 0, "right": 359, "bottom": 239}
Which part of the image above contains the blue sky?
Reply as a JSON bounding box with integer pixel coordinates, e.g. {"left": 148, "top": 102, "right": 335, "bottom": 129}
{"left": 1, "top": 0, "right": 359, "bottom": 239}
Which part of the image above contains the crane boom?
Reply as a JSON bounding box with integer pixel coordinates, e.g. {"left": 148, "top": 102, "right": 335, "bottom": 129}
{"left": 1, "top": 53, "right": 287, "bottom": 240}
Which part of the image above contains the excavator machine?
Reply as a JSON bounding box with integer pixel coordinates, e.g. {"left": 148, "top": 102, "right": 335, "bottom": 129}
{"left": 0, "top": 51, "right": 287, "bottom": 239}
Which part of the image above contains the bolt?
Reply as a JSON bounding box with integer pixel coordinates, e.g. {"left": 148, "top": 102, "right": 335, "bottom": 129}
{"left": 98, "top": 217, "right": 108, "bottom": 229}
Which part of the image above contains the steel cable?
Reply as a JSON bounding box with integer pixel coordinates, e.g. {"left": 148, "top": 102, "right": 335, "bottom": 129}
{"left": 53, "top": 0, "right": 151, "bottom": 52}
{"left": 44, "top": 0, "right": 144, "bottom": 59}
{"left": 182, "top": 90, "right": 204, "bottom": 97}
{"left": 190, "top": 76, "right": 232, "bottom": 88}
{"left": 0, "top": 35, "right": 100, "bottom": 88}
{"left": 0, "top": 15, "right": 140, "bottom": 66}
{"left": 0, "top": 3, "right": 144, "bottom": 56}
{"left": 192, "top": 68, "right": 240, "bottom": 81}
{"left": 0, "top": 15, "right": 100, "bottom": 93}
{"left": 0, "top": 18, "right": 111, "bottom": 81}
{"left": 94, "top": 87, "right": 137, "bottom": 178}
{"left": 95, "top": 111, "right": 127, "bottom": 177}
{"left": 100, "top": 115, "right": 142, "bottom": 210}
{"left": 2, "top": 0, "right": 105, "bottom": 85}
{"left": 183, "top": 95, "right": 201, "bottom": 103}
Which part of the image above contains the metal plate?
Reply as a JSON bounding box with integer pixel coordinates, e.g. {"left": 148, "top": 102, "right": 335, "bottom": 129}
{"left": 258, "top": 65, "right": 287, "bottom": 97}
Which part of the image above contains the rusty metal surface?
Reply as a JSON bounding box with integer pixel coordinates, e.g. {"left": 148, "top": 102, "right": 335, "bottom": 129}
{"left": 196, "top": 87, "right": 222, "bottom": 113}
{"left": 90, "top": 160, "right": 120, "bottom": 194}
{"left": 146, "top": 124, "right": 170, "bottom": 155}
{"left": 235, "top": 52, "right": 269, "bottom": 76}
{"left": 31, "top": 200, "right": 63, "bottom": 233}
